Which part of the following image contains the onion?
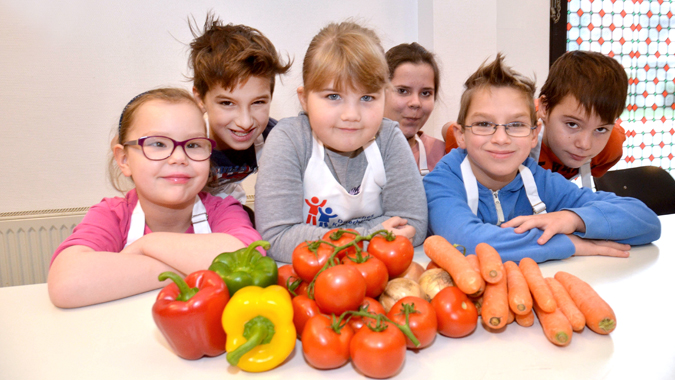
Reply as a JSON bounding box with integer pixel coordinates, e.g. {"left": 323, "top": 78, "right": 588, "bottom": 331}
{"left": 396, "top": 261, "right": 425, "bottom": 282}
{"left": 418, "top": 268, "right": 455, "bottom": 300}
{"left": 378, "top": 278, "right": 428, "bottom": 313}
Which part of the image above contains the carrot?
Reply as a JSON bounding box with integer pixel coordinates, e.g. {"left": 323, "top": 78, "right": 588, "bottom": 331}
{"left": 519, "top": 258, "right": 556, "bottom": 313}
{"left": 481, "top": 277, "right": 508, "bottom": 329}
{"left": 426, "top": 261, "right": 440, "bottom": 270}
{"left": 475, "top": 243, "right": 504, "bottom": 284}
{"left": 504, "top": 261, "right": 533, "bottom": 316}
{"left": 424, "top": 236, "right": 485, "bottom": 296}
{"left": 545, "top": 277, "right": 586, "bottom": 332}
{"left": 465, "top": 254, "right": 481, "bottom": 273}
{"left": 515, "top": 310, "right": 534, "bottom": 327}
{"left": 465, "top": 255, "right": 484, "bottom": 297}
{"left": 507, "top": 308, "right": 515, "bottom": 324}
{"left": 554, "top": 271, "right": 616, "bottom": 334}
{"left": 533, "top": 303, "right": 573, "bottom": 346}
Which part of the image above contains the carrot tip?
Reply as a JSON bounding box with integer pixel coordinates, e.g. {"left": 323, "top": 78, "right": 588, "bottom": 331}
{"left": 598, "top": 318, "right": 616, "bottom": 333}
{"left": 517, "top": 304, "right": 526, "bottom": 312}
{"left": 489, "top": 270, "right": 498, "bottom": 278}
{"left": 489, "top": 317, "right": 501, "bottom": 327}
{"left": 555, "top": 332, "right": 569, "bottom": 344}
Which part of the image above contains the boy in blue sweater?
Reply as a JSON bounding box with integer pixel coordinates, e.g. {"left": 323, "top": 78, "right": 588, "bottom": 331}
{"left": 423, "top": 54, "right": 660, "bottom": 263}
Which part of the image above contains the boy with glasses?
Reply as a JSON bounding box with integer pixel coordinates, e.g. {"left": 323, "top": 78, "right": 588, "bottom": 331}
{"left": 424, "top": 55, "right": 660, "bottom": 263}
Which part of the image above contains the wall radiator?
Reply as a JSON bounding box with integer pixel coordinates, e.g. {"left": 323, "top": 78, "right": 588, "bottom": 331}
{"left": 0, "top": 208, "right": 87, "bottom": 287}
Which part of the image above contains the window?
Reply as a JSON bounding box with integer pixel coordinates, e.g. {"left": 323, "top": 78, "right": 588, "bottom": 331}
{"left": 551, "top": 0, "right": 674, "bottom": 173}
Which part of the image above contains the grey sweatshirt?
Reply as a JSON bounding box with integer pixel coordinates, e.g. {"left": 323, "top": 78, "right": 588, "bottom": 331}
{"left": 254, "top": 114, "right": 428, "bottom": 262}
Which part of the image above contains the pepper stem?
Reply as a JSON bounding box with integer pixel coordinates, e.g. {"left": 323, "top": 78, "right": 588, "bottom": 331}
{"left": 157, "top": 272, "right": 198, "bottom": 302}
{"left": 227, "top": 316, "right": 276, "bottom": 367}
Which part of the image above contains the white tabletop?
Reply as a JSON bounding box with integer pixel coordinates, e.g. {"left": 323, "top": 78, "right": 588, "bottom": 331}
{"left": 1, "top": 215, "right": 674, "bottom": 380}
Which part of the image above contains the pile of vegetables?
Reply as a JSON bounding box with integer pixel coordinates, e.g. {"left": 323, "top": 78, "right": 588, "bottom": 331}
{"left": 424, "top": 235, "right": 617, "bottom": 346}
{"left": 150, "top": 233, "right": 617, "bottom": 378}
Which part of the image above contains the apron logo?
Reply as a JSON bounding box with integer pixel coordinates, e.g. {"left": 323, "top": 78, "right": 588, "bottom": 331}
{"left": 317, "top": 207, "right": 336, "bottom": 227}
{"left": 305, "top": 197, "right": 326, "bottom": 225}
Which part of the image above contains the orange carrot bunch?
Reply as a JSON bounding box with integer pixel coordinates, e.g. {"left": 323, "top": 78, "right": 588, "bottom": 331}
{"left": 424, "top": 237, "right": 617, "bottom": 346}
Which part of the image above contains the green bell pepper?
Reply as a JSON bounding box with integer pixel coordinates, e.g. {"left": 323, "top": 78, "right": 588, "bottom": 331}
{"left": 209, "top": 240, "right": 278, "bottom": 297}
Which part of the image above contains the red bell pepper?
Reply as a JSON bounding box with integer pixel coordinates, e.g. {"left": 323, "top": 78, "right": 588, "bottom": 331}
{"left": 152, "top": 270, "right": 230, "bottom": 360}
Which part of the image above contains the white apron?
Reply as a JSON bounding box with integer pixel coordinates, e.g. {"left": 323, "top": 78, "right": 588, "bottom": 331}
{"left": 124, "top": 196, "right": 212, "bottom": 247}
{"left": 414, "top": 134, "right": 429, "bottom": 176}
{"left": 460, "top": 156, "right": 546, "bottom": 221}
{"left": 302, "top": 133, "right": 386, "bottom": 228}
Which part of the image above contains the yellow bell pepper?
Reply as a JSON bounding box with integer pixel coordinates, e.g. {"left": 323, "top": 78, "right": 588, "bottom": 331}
{"left": 222, "top": 285, "right": 296, "bottom": 372}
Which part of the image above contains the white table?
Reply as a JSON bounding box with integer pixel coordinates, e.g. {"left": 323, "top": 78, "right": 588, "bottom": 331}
{"left": 1, "top": 215, "right": 674, "bottom": 380}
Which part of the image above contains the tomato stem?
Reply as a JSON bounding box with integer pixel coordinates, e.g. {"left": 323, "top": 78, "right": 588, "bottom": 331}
{"left": 342, "top": 309, "right": 421, "bottom": 347}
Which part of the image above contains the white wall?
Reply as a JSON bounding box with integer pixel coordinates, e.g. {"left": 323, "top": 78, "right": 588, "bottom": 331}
{"left": 0, "top": 0, "right": 548, "bottom": 213}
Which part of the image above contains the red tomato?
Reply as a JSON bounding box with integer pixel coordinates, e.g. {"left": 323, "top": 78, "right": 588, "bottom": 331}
{"left": 387, "top": 296, "right": 437, "bottom": 349}
{"left": 302, "top": 314, "right": 354, "bottom": 369}
{"left": 348, "top": 297, "right": 386, "bottom": 332}
{"left": 292, "top": 295, "right": 322, "bottom": 337}
{"left": 292, "top": 241, "right": 337, "bottom": 283}
{"left": 294, "top": 281, "right": 310, "bottom": 298}
{"left": 431, "top": 286, "right": 478, "bottom": 338}
{"left": 322, "top": 228, "right": 363, "bottom": 259}
{"left": 277, "top": 264, "right": 301, "bottom": 293}
{"left": 350, "top": 322, "right": 407, "bottom": 378}
{"left": 367, "top": 234, "right": 414, "bottom": 278}
{"left": 314, "top": 265, "right": 366, "bottom": 315}
{"left": 342, "top": 252, "right": 389, "bottom": 298}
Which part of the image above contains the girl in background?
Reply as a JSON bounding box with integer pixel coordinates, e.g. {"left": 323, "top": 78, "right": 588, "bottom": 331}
{"left": 384, "top": 42, "right": 445, "bottom": 175}
{"left": 48, "top": 88, "right": 261, "bottom": 308}
{"left": 255, "top": 22, "right": 428, "bottom": 262}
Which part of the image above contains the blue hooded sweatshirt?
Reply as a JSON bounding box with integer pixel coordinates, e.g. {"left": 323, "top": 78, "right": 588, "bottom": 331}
{"left": 424, "top": 148, "right": 661, "bottom": 263}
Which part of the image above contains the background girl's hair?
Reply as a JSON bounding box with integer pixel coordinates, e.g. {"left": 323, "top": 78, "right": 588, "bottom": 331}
{"left": 108, "top": 88, "right": 202, "bottom": 192}
{"left": 456, "top": 53, "right": 537, "bottom": 127}
{"left": 385, "top": 42, "right": 440, "bottom": 99}
{"left": 302, "top": 21, "right": 388, "bottom": 94}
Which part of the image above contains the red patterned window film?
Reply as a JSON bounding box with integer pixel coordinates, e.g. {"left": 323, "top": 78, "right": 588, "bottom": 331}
{"left": 567, "top": 0, "right": 674, "bottom": 173}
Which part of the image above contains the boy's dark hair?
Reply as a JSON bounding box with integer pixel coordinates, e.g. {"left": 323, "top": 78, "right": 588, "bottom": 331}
{"left": 385, "top": 42, "right": 440, "bottom": 99}
{"left": 188, "top": 12, "right": 292, "bottom": 98}
{"left": 539, "top": 51, "right": 628, "bottom": 123}
{"left": 457, "top": 53, "right": 537, "bottom": 127}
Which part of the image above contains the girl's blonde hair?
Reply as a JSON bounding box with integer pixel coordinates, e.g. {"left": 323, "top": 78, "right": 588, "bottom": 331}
{"left": 108, "top": 88, "right": 204, "bottom": 192}
{"left": 302, "top": 21, "right": 388, "bottom": 94}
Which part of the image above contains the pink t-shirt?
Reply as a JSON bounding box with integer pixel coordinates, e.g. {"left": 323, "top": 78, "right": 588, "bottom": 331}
{"left": 411, "top": 132, "right": 446, "bottom": 173}
{"left": 51, "top": 189, "right": 262, "bottom": 264}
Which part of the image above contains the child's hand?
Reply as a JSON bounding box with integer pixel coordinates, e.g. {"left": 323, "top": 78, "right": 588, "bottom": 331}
{"left": 568, "top": 234, "right": 631, "bottom": 258}
{"left": 501, "top": 211, "right": 586, "bottom": 245}
{"left": 382, "top": 217, "right": 416, "bottom": 241}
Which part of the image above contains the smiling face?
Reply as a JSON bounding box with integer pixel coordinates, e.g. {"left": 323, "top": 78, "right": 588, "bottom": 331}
{"left": 114, "top": 99, "right": 210, "bottom": 211}
{"left": 195, "top": 75, "right": 272, "bottom": 151}
{"left": 539, "top": 94, "right": 614, "bottom": 169}
{"left": 384, "top": 62, "right": 436, "bottom": 141}
{"left": 298, "top": 82, "right": 385, "bottom": 153}
{"left": 455, "top": 86, "right": 539, "bottom": 190}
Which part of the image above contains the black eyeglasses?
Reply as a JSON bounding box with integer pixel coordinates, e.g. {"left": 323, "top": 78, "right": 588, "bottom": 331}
{"left": 123, "top": 136, "right": 216, "bottom": 161}
{"left": 463, "top": 122, "right": 536, "bottom": 137}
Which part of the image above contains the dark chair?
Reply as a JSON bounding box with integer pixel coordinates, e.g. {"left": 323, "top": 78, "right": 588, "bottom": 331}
{"left": 594, "top": 166, "right": 675, "bottom": 216}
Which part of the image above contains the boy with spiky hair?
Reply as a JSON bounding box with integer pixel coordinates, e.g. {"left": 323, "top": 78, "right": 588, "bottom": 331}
{"left": 425, "top": 54, "right": 659, "bottom": 263}
{"left": 189, "top": 13, "right": 291, "bottom": 205}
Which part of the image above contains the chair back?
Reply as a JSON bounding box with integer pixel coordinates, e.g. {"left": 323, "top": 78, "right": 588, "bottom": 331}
{"left": 594, "top": 166, "right": 675, "bottom": 216}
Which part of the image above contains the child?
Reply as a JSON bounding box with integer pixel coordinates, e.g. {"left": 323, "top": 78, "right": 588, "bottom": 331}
{"left": 384, "top": 42, "right": 445, "bottom": 175}
{"left": 255, "top": 22, "right": 428, "bottom": 262}
{"left": 442, "top": 51, "right": 628, "bottom": 189}
{"left": 424, "top": 55, "right": 660, "bottom": 263}
{"left": 48, "top": 89, "right": 262, "bottom": 308}
{"left": 188, "top": 13, "right": 291, "bottom": 204}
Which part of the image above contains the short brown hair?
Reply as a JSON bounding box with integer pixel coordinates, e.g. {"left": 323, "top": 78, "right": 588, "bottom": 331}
{"left": 539, "top": 51, "right": 628, "bottom": 123}
{"left": 385, "top": 42, "right": 440, "bottom": 99}
{"left": 188, "top": 13, "right": 291, "bottom": 98}
{"left": 457, "top": 53, "right": 537, "bottom": 127}
{"left": 109, "top": 88, "right": 204, "bottom": 192}
{"left": 302, "top": 21, "right": 388, "bottom": 94}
